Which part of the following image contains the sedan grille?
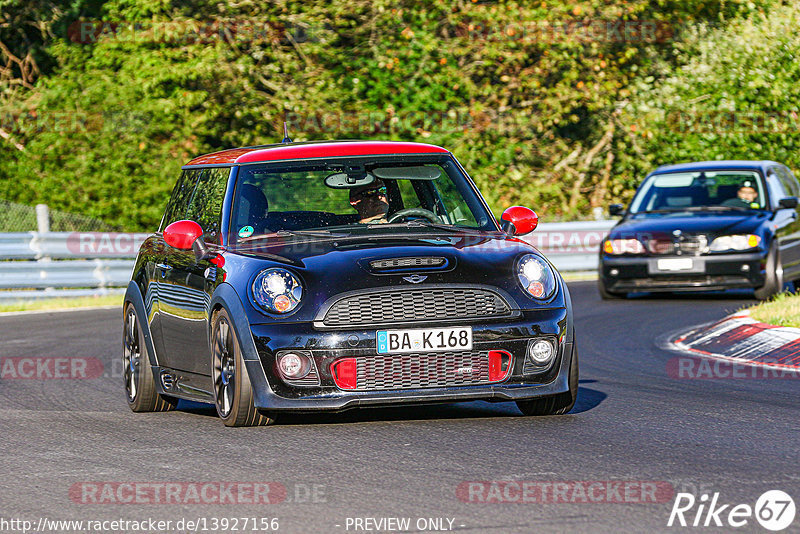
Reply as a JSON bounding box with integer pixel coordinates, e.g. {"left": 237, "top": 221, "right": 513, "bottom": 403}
{"left": 322, "top": 288, "right": 511, "bottom": 326}
{"left": 646, "top": 235, "right": 708, "bottom": 255}
{"left": 354, "top": 351, "right": 492, "bottom": 390}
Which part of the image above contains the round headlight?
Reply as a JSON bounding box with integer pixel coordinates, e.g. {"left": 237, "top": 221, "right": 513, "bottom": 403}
{"left": 252, "top": 268, "right": 303, "bottom": 314}
{"left": 517, "top": 254, "right": 556, "bottom": 299}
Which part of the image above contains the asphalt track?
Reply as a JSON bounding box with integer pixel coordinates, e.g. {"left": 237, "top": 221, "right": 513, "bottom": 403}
{"left": 1, "top": 281, "right": 798, "bottom": 533}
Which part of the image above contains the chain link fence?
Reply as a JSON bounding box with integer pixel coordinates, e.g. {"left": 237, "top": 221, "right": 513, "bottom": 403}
{"left": 0, "top": 199, "right": 119, "bottom": 232}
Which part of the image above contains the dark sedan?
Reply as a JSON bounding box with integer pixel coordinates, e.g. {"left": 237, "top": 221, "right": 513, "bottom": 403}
{"left": 123, "top": 140, "right": 578, "bottom": 426}
{"left": 599, "top": 160, "right": 800, "bottom": 299}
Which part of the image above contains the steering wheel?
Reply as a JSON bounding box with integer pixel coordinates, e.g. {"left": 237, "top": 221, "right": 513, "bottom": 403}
{"left": 387, "top": 208, "right": 441, "bottom": 224}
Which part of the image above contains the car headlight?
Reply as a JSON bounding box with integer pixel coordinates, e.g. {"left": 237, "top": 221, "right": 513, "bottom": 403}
{"left": 708, "top": 234, "right": 761, "bottom": 252}
{"left": 252, "top": 268, "right": 303, "bottom": 314}
{"left": 517, "top": 254, "right": 556, "bottom": 299}
{"left": 603, "top": 238, "right": 646, "bottom": 255}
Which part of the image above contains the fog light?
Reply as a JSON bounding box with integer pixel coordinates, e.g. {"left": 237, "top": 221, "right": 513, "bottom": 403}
{"left": 278, "top": 352, "right": 311, "bottom": 379}
{"left": 529, "top": 339, "right": 555, "bottom": 364}
{"left": 331, "top": 358, "right": 358, "bottom": 390}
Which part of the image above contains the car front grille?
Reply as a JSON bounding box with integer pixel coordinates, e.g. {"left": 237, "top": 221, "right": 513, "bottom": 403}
{"left": 321, "top": 288, "right": 512, "bottom": 326}
{"left": 646, "top": 235, "right": 708, "bottom": 255}
{"left": 353, "top": 351, "right": 493, "bottom": 391}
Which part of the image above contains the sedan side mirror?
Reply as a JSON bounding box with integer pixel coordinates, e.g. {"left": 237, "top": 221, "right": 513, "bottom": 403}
{"left": 164, "top": 220, "right": 214, "bottom": 261}
{"left": 500, "top": 206, "right": 538, "bottom": 236}
{"left": 779, "top": 197, "right": 798, "bottom": 209}
{"left": 609, "top": 204, "right": 625, "bottom": 216}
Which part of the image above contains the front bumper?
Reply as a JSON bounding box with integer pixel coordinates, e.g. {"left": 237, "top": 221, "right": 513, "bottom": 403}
{"left": 245, "top": 308, "right": 573, "bottom": 412}
{"left": 600, "top": 251, "right": 766, "bottom": 292}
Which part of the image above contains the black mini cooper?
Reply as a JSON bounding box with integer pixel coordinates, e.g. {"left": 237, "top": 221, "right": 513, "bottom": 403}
{"left": 599, "top": 160, "right": 800, "bottom": 299}
{"left": 123, "top": 140, "right": 577, "bottom": 426}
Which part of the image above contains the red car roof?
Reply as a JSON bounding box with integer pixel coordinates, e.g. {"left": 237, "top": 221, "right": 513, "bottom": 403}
{"left": 184, "top": 141, "right": 449, "bottom": 167}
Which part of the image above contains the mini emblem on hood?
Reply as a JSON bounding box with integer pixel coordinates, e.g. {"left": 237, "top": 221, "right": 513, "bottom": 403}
{"left": 673, "top": 229, "right": 682, "bottom": 237}
{"left": 402, "top": 274, "right": 427, "bottom": 284}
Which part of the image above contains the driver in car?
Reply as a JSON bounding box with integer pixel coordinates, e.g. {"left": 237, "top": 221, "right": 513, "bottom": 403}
{"left": 722, "top": 181, "right": 759, "bottom": 208}
{"left": 350, "top": 178, "right": 389, "bottom": 224}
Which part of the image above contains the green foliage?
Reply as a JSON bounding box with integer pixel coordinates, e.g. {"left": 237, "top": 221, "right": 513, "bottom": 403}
{"left": 0, "top": 0, "right": 790, "bottom": 231}
{"left": 618, "top": 3, "right": 800, "bottom": 205}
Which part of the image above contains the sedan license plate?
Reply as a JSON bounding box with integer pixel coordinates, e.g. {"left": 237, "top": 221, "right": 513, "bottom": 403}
{"left": 657, "top": 258, "right": 694, "bottom": 271}
{"left": 377, "top": 327, "right": 472, "bottom": 354}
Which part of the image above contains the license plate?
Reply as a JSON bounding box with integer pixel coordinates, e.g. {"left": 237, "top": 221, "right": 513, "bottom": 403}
{"left": 376, "top": 327, "right": 472, "bottom": 354}
{"left": 657, "top": 258, "right": 694, "bottom": 271}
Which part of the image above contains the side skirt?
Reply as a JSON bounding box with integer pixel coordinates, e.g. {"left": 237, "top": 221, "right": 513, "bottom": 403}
{"left": 152, "top": 366, "right": 214, "bottom": 404}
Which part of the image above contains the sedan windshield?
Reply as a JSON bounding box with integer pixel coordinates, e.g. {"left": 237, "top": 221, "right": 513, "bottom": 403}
{"left": 230, "top": 155, "right": 495, "bottom": 241}
{"left": 629, "top": 170, "right": 767, "bottom": 214}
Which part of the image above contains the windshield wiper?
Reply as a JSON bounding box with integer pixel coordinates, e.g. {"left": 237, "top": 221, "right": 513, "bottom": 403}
{"left": 376, "top": 220, "right": 483, "bottom": 233}
{"left": 636, "top": 209, "right": 684, "bottom": 214}
{"left": 239, "top": 229, "right": 349, "bottom": 243}
{"left": 275, "top": 229, "right": 351, "bottom": 236}
{"left": 638, "top": 205, "right": 754, "bottom": 214}
{"left": 683, "top": 205, "right": 751, "bottom": 212}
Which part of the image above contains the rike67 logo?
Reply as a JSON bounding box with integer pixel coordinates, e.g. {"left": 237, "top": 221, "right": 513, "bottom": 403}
{"left": 668, "top": 490, "right": 796, "bottom": 531}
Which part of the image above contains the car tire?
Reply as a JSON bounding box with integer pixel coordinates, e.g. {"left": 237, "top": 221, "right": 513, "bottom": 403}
{"left": 211, "top": 308, "right": 275, "bottom": 427}
{"left": 754, "top": 243, "right": 784, "bottom": 300}
{"left": 123, "top": 303, "right": 178, "bottom": 412}
{"left": 516, "top": 344, "right": 578, "bottom": 416}
{"left": 598, "top": 279, "right": 626, "bottom": 300}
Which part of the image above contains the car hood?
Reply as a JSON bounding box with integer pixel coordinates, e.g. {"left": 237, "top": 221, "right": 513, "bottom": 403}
{"left": 610, "top": 211, "right": 770, "bottom": 239}
{"left": 225, "top": 231, "right": 561, "bottom": 320}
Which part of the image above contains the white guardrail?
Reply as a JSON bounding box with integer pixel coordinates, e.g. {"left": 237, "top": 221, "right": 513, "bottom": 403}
{"left": 0, "top": 222, "right": 616, "bottom": 299}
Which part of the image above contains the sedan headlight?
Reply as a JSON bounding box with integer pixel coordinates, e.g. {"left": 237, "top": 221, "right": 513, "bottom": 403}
{"left": 252, "top": 268, "right": 303, "bottom": 314}
{"left": 708, "top": 234, "right": 761, "bottom": 252}
{"left": 603, "top": 238, "right": 646, "bottom": 255}
{"left": 517, "top": 254, "right": 556, "bottom": 299}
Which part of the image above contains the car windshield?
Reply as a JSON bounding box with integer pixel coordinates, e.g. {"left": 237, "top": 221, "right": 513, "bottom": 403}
{"left": 629, "top": 170, "right": 767, "bottom": 214}
{"left": 229, "top": 155, "right": 495, "bottom": 242}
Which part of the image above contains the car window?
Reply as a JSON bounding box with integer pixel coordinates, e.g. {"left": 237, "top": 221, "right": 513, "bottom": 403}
{"left": 774, "top": 166, "right": 799, "bottom": 197}
{"left": 230, "top": 156, "right": 493, "bottom": 240}
{"left": 630, "top": 170, "right": 766, "bottom": 213}
{"left": 766, "top": 172, "right": 788, "bottom": 209}
{"left": 185, "top": 168, "right": 229, "bottom": 244}
{"left": 160, "top": 170, "right": 199, "bottom": 231}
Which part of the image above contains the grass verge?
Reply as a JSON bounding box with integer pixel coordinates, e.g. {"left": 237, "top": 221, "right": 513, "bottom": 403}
{"left": 0, "top": 294, "right": 123, "bottom": 313}
{"left": 747, "top": 292, "right": 800, "bottom": 328}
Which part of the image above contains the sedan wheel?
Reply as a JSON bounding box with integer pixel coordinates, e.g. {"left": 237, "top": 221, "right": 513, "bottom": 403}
{"left": 123, "top": 303, "right": 177, "bottom": 412}
{"left": 211, "top": 308, "right": 275, "bottom": 427}
{"left": 754, "top": 243, "right": 785, "bottom": 300}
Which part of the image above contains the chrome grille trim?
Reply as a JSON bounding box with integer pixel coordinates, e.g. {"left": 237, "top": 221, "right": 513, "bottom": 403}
{"left": 353, "top": 351, "right": 494, "bottom": 391}
{"left": 646, "top": 235, "right": 708, "bottom": 256}
{"left": 370, "top": 257, "right": 446, "bottom": 270}
{"left": 321, "top": 288, "right": 512, "bottom": 326}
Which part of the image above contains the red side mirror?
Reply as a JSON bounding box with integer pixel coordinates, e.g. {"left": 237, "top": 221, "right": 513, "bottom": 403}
{"left": 501, "top": 206, "right": 538, "bottom": 236}
{"left": 163, "top": 220, "right": 204, "bottom": 250}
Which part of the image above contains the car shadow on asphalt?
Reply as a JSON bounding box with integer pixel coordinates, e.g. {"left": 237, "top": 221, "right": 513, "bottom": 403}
{"left": 175, "top": 379, "right": 607, "bottom": 425}
{"left": 571, "top": 380, "right": 606, "bottom": 414}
